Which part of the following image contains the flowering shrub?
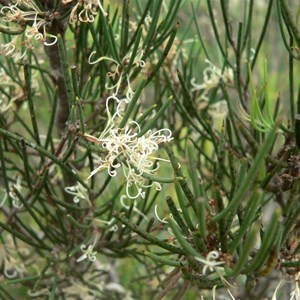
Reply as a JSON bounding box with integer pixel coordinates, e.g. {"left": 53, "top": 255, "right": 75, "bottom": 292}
{"left": 0, "top": 1, "right": 300, "bottom": 299}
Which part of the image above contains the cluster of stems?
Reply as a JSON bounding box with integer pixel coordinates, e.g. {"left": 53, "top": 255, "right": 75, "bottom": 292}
{"left": 0, "top": 0, "right": 300, "bottom": 299}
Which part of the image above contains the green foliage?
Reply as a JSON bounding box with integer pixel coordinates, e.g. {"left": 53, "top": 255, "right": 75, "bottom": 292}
{"left": 0, "top": 0, "right": 300, "bottom": 299}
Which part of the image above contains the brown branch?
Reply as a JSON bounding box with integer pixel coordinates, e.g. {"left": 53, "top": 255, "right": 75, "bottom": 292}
{"left": 44, "top": 20, "right": 70, "bottom": 131}
{"left": 0, "top": 0, "right": 11, "bottom": 6}
{"left": 43, "top": 4, "right": 77, "bottom": 191}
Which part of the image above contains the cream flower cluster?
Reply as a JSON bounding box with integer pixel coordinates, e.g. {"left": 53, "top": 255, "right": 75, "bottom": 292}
{"left": 0, "top": 175, "right": 24, "bottom": 208}
{"left": 63, "top": 0, "right": 107, "bottom": 24}
{"left": 191, "top": 59, "right": 233, "bottom": 96}
{"left": 195, "top": 250, "right": 225, "bottom": 275}
{"left": 0, "top": 0, "right": 57, "bottom": 60}
{"left": 0, "top": 68, "right": 22, "bottom": 112}
{"left": 76, "top": 241, "right": 97, "bottom": 262}
{"left": 61, "top": 266, "right": 134, "bottom": 300}
{"left": 290, "top": 273, "right": 300, "bottom": 300}
{"left": 0, "top": 1, "right": 108, "bottom": 59}
{"left": 85, "top": 36, "right": 172, "bottom": 199}
{"left": 0, "top": 67, "right": 40, "bottom": 112}
{"left": 65, "top": 181, "right": 91, "bottom": 206}
{"left": 191, "top": 60, "right": 233, "bottom": 119}
{"left": 271, "top": 272, "right": 300, "bottom": 300}
{"left": 86, "top": 122, "right": 172, "bottom": 199}
{"left": 0, "top": 235, "right": 29, "bottom": 279}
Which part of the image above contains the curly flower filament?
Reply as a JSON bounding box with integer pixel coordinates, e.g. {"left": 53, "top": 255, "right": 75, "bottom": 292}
{"left": 76, "top": 238, "right": 98, "bottom": 263}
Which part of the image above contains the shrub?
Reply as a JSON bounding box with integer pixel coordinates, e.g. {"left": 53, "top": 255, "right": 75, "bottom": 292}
{"left": 0, "top": 1, "right": 300, "bottom": 299}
